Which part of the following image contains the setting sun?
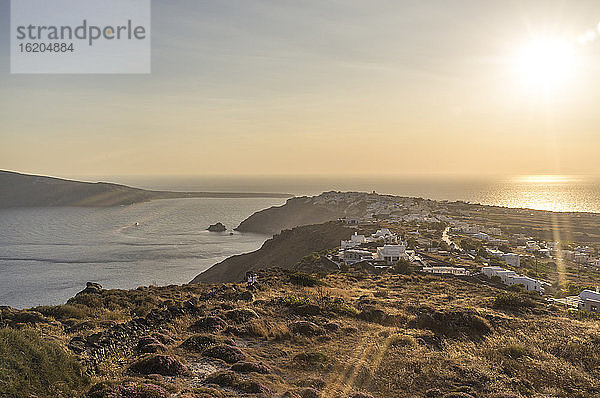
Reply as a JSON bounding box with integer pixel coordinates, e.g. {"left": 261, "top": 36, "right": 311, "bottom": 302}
{"left": 513, "top": 38, "right": 578, "bottom": 92}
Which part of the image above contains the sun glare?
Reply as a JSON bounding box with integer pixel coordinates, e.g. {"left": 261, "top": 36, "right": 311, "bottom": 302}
{"left": 514, "top": 175, "right": 579, "bottom": 184}
{"left": 513, "top": 38, "right": 578, "bottom": 92}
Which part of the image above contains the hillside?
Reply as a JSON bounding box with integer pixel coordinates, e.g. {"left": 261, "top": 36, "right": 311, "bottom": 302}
{"left": 191, "top": 221, "right": 353, "bottom": 283}
{"left": 0, "top": 170, "right": 291, "bottom": 208}
{"left": 235, "top": 196, "right": 346, "bottom": 235}
{"left": 2, "top": 268, "right": 599, "bottom": 398}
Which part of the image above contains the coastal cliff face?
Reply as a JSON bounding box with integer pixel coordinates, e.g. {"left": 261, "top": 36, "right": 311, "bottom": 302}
{"left": 234, "top": 192, "right": 382, "bottom": 235}
{"left": 235, "top": 196, "right": 345, "bottom": 235}
{"left": 191, "top": 221, "right": 353, "bottom": 284}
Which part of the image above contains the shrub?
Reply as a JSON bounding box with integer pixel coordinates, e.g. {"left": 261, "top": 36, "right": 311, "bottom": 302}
{"left": 412, "top": 309, "right": 492, "bottom": 340}
{"left": 326, "top": 301, "right": 359, "bottom": 317}
{"left": 497, "top": 343, "right": 529, "bottom": 359}
{"left": 388, "top": 334, "right": 418, "bottom": 348}
{"left": 282, "top": 295, "right": 311, "bottom": 306}
{"left": 129, "top": 355, "right": 188, "bottom": 376}
{"left": 230, "top": 361, "right": 271, "bottom": 374}
{"left": 68, "top": 293, "right": 103, "bottom": 309}
{"left": 288, "top": 272, "right": 323, "bottom": 287}
{"left": 202, "top": 345, "right": 246, "bottom": 364}
{"left": 180, "top": 334, "right": 219, "bottom": 352}
{"left": 393, "top": 258, "right": 412, "bottom": 275}
{"left": 493, "top": 293, "right": 537, "bottom": 312}
{"left": 88, "top": 381, "right": 169, "bottom": 398}
{"left": 293, "top": 351, "right": 331, "bottom": 370}
{"left": 34, "top": 304, "right": 90, "bottom": 321}
{"left": 0, "top": 328, "right": 89, "bottom": 397}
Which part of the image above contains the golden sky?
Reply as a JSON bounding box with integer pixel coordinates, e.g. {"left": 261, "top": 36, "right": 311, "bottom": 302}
{"left": 1, "top": 0, "right": 600, "bottom": 178}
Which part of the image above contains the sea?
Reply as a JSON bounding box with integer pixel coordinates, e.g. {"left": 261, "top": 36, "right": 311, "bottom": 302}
{"left": 0, "top": 198, "right": 285, "bottom": 308}
{"left": 2, "top": 175, "right": 600, "bottom": 309}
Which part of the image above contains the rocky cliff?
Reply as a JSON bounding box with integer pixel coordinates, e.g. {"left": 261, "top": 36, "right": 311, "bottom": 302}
{"left": 191, "top": 221, "right": 353, "bottom": 284}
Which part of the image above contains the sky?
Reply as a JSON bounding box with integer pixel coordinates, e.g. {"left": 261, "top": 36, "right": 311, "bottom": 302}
{"left": 1, "top": 0, "right": 600, "bottom": 179}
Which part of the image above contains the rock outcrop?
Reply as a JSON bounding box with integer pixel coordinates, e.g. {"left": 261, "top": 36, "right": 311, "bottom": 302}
{"left": 207, "top": 222, "right": 227, "bottom": 232}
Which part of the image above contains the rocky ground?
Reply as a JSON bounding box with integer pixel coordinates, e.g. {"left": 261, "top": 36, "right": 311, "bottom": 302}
{"left": 2, "top": 269, "right": 600, "bottom": 398}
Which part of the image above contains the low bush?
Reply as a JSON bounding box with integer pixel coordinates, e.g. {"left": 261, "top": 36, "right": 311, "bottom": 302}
{"left": 497, "top": 343, "right": 529, "bottom": 359}
{"left": 293, "top": 351, "right": 332, "bottom": 370}
{"left": 34, "top": 304, "right": 91, "bottom": 321}
{"left": 411, "top": 309, "right": 492, "bottom": 340}
{"left": 388, "top": 334, "right": 418, "bottom": 348}
{"left": 493, "top": 293, "right": 538, "bottom": 312}
{"left": 288, "top": 272, "right": 323, "bottom": 287}
{"left": 0, "top": 328, "right": 89, "bottom": 397}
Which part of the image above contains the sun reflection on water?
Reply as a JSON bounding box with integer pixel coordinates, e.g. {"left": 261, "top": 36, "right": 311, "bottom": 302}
{"left": 486, "top": 175, "right": 598, "bottom": 213}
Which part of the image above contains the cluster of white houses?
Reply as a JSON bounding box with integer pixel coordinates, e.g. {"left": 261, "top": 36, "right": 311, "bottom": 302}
{"left": 481, "top": 266, "right": 549, "bottom": 293}
{"left": 340, "top": 229, "right": 410, "bottom": 266}
{"left": 485, "top": 248, "right": 521, "bottom": 267}
{"left": 339, "top": 229, "right": 470, "bottom": 277}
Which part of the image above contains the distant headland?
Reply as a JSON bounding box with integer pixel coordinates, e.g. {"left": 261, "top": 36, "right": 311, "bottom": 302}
{"left": 0, "top": 170, "right": 293, "bottom": 208}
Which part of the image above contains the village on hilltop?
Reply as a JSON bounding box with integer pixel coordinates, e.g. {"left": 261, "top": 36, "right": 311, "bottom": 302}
{"left": 309, "top": 191, "right": 600, "bottom": 314}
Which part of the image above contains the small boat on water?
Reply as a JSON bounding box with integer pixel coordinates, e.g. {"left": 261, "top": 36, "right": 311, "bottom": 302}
{"left": 134, "top": 222, "right": 140, "bottom": 227}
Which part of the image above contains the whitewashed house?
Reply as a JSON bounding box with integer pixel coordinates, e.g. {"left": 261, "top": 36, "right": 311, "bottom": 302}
{"left": 472, "top": 232, "right": 490, "bottom": 241}
{"left": 578, "top": 289, "right": 600, "bottom": 312}
{"left": 501, "top": 253, "right": 521, "bottom": 267}
{"left": 496, "top": 270, "right": 518, "bottom": 284}
{"left": 341, "top": 232, "right": 366, "bottom": 249}
{"left": 343, "top": 249, "right": 374, "bottom": 265}
{"left": 481, "top": 266, "right": 544, "bottom": 293}
{"left": 506, "top": 276, "right": 542, "bottom": 292}
{"left": 422, "top": 266, "right": 468, "bottom": 276}
{"left": 372, "top": 228, "right": 398, "bottom": 244}
{"left": 377, "top": 244, "right": 408, "bottom": 265}
{"left": 481, "top": 266, "right": 504, "bottom": 278}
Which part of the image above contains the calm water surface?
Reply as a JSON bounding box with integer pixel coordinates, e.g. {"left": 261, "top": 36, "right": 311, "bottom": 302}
{"left": 0, "top": 198, "right": 284, "bottom": 308}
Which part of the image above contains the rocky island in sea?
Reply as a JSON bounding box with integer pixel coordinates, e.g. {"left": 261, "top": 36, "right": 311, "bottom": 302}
{"left": 207, "top": 222, "right": 227, "bottom": 232}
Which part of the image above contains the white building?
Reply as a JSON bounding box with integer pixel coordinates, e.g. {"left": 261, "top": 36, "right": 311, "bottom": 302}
{"left": 496, "top": 270, "right": 518, "bottom": 284}
{"left": 578, "top": 290, "right": 600, "bottom": 312}
{"left": 481, "top": 266, "right": 504, "bottom": 278}
{"left": 422, "top": 266, "right": 468, "bottom": 276}
{"left": 481, "top": 266, "right": 544, "bottom": 293}
{"left": 506, "top": 276, "right": 542, "bottom": 292}
{"left": 343, "top": 249, "right": 374, "bottom": 265}
{"left": 472, "top": 232, "right": 490, "bottom": 241}
{"left": 341, "top": 232, "right": 366, "bottom": 249}
{"left": 526, "top": 241, "right": 541, "bottom": 252}
{"left": 377, "top": 244, "right": 408, "bottom": 265}
{"left": 501, "top": 253, "right": 521, "bottom": 268}
{"left": 372, "top": 228, "right": 398, "bottom": 243}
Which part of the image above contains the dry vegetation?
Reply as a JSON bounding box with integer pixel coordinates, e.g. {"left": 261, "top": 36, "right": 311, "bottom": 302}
{"left": 1, "top": 269, "right": 600, "bottom": 398}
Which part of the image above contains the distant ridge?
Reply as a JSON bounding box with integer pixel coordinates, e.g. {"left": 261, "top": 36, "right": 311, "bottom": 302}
{"left": 0, "top": 170, "right": 292, "bottom": 208}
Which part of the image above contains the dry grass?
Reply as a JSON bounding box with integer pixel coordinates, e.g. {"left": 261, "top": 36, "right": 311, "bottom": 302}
{"left": 3, "top": 270, "right": 600, "bottom": 397}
